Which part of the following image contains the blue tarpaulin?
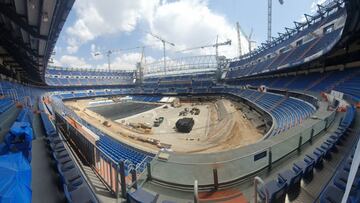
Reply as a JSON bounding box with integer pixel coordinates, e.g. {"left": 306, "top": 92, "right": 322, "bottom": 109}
{"left": 0, "top": 152, "right": 31, "bottom": 203}
{"left": 9, "top": 122, "right": 33, "bottom": 142}
{"left": 0, "top": 143, "right": 8, "bottom": 155}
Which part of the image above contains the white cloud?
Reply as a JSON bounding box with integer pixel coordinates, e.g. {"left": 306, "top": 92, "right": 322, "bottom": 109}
{"left": 65, "top": 0, "right": 159, "bottom": 54}
{"left": 310, "top": 0, "right": 327, "bottom": 13}
{"left": 59, "top": 55, "right": 90, "bottom": 69}
{"left": 90, "top": 44, "right": 104, "bottom": 60}
{"left": 51, "top": 58, "right": 62, "bottom": 66}
{"left": 143, "top": 0, "right": 249, "bottom": 58}
{"left": 299, "top": 0, "right": 328, "bottom": 23}
{"left": 60, "top": 0, "right": 253, "bottom": 69}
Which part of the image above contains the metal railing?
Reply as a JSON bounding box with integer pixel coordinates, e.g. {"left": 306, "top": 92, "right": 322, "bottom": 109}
{"left": 144, "top": 55, "right": 218, "bottom": 77}
{"left": 52, "top": 100, "right": 151, "bottom": 199}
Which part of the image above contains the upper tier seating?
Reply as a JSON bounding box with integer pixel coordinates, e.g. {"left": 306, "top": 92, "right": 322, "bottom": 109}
{"left": 45, "top": 67, "right": 135, "bottom": 86}
{"left": 226, "top": 6, "right": 345, "bottom": 79}
{"left": 226, "top": 68, "right": 360, "bottom": 103}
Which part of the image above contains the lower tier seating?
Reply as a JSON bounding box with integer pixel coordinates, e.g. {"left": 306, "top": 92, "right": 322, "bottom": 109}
{"left": 258, "top": 105, "right": 356, "bottom": 203}
{"left": 38, "top": 101, "right": 98, "bottom": 203}
{"left": 228, "top": 89, "right": 316, "bottom": 136}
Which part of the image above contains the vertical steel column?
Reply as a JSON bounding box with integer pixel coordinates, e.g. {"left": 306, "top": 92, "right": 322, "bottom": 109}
{"left": 109, "top": 163, "right": 113, "bottom": 190}
{"left": 213, "top": 168, "right": 219, "bottom": 190}
{"left": 310, "top": 128, "right": 314, "bottom": 144}
{"left": 115, "top": 163, "right": 119, "bottom": 203}
{"left": 298, "top": 135, "right": 303, "bottom": 153}
{"left": 268, "top": 147, "right": 272, "bottom": 170}
{"left": 147, "top": 162, "right": 152, "bottom": 180}
{"left": 119, "top": 161, "right": 127, "bottom": 198}
{"left": 131, "top": 169, "right": 137, "bottom": 189}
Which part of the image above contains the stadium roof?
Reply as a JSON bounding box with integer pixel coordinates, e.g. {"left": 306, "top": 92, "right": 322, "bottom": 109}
{"left": 0, "top": 0, "right": 74, "bottom": 85}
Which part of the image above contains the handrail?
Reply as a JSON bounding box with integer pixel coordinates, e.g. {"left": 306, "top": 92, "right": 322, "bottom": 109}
{"left": 254, "top": 176, "right": 268, "bottom": 203}
{"left": 341, "top": 134, "right": 360, "bottom": 203}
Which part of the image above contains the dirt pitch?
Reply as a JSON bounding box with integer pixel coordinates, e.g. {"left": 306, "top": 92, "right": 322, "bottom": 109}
{"left": 64, "top": 97, "right": 263, "bottom": 154}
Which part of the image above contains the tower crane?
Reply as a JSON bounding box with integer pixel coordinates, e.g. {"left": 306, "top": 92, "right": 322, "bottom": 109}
{"left": 236, "top": 22, "right": 256, "bottom": 56}
{"left": 126, "top": 24, "right": 175, "bottom": 75}
{"left": 176, "top": 38, "right": 231, "bottom": 58}
{"left": 268, "top": 0, "right": 284, "bottom": 42}
{"left": 147, "top": 32, "right": 175, "bottom": 76}
{"left": 93, "top": 46, "right": 143, "bottom": 71}
{"left": 236, "top": 22, "right": 242, "bottom": 57}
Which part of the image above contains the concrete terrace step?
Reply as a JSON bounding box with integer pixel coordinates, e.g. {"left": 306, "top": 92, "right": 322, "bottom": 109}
{"left": 199, "top": 189, "right": 248, "bottom": 203}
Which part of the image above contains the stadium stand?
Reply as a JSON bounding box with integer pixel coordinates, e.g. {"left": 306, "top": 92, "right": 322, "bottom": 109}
{"left": 1, "top": 0, "right": 360, "bottom": 202}
{"left": 0, "top": 97, "right": 13, "bottom": 114}
{"left": 257, "top": 105, "right": 356, "bottom": 203}
{"left": 38, "top": 100, "right": 98, "bottom": 203}
{"left": 227, "top": 88, "right": 316, "bottom": 135}
{"left": 46, "top": 66, "right": 136, "bottom": 86}
{"left": 226, "top": 3, "right": 346, "bottom": 79}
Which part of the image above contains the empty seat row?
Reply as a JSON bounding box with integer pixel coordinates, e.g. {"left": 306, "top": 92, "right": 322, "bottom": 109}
{"left": 38, "top": 101, "right": 98, "bottom": 203}
{"left": 320, "top": 106, "right": 359, "bottom": 203}
{"left": 0, "top": 97, "right": 14, "bottom": 114}
{"left": 258, "top": 106, "right": 355, "bottom": 203}
{"left": 223, "top": 68, "right": 360, "bottom": 103}
{"left": 225, "top": 8, "right": 345, "bottom": 79}
{"left": 76, "top": 120, "right": 154, "bottom": 173}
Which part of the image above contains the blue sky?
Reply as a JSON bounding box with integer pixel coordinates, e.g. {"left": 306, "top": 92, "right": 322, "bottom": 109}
{"left": 52, "top": 0, "right": 326, "bottom": 70}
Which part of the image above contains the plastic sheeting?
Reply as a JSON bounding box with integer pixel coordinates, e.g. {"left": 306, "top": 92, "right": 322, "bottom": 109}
{"left": 0, "top": 153, "right": 31, "bottom": 203}
{"left": 0, "top": 143, "right": 8, "bottom": 155}
{"left": 9, "top": 122, "right": 33, "bottom": 142}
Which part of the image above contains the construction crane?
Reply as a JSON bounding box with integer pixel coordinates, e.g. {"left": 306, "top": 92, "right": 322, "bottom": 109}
{"left": 147, "top": 32, "right": 175, "bottom": 76}
{"left": 236, "top": 22, "right": 242, "bottom": 57}
{"left": 268, "top": 0, "right": 284, "bottom": 42}
{"left": 93, "top": 46, "right": 142, "bottom": 71}
{"left": 176, "top": 37, "right": 231, "bottom": 58}
{"left": 236, "top": 22, "right": 256, "bottom": 56}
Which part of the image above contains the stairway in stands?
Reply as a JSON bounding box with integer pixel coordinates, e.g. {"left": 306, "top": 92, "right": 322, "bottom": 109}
{"left": 269, "top": 96, "right": 287, "bottom": 112}
{"left": 254, "top": 92, "right": 265, "bottom": 102}
{"left": 305, "top": 72, "right": 332, "bottom": 91}
{"left": 283, "top": 76, "right": 298, "bottom": 89}
{"left": 299, "top": 36, "right": 323, "bottom": 59}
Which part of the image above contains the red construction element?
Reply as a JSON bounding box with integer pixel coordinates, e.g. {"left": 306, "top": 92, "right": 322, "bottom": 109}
{"left": 198, "top": 189, "right": 248, "bottom": 203}
{"left": 15, "top": 102, "right": 23, "bottom": 108}
{"left": 337, "top": 106, "right": 346, "bottom": 112}
{"left": 320, "top": 92, "right": 328, "bottom": 101}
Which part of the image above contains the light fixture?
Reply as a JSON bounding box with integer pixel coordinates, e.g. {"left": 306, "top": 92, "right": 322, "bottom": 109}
{"left": 42, "top": 12, "right": 49, "bottom": 22}
{"left": 28, "top": 0, "right": 36, "bottom": 9}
